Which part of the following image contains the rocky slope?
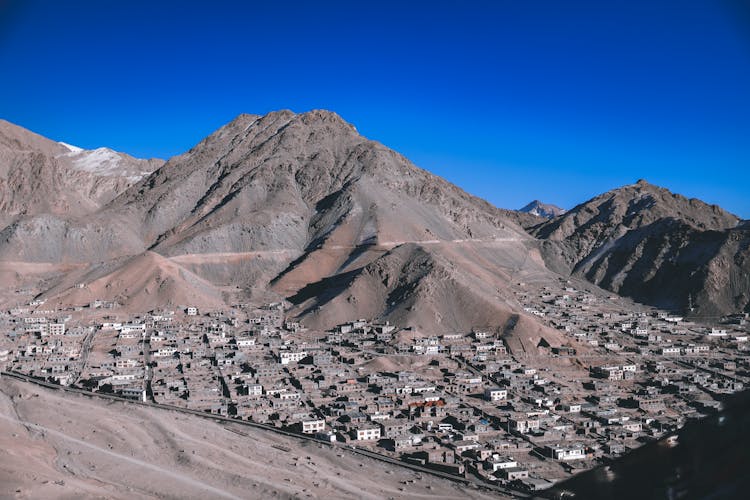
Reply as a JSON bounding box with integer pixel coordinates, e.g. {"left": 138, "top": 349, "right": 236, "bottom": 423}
{"left": 533, "top": 180, "right": 749, "bottom": 315}
{"left": 0, "top": 111, "right": 553, "bottom": 333}
{"left": 3, "top": 112, "right": 746, "bottom": 326}
{"left": 0, "top": 119, "right": 163, "bottom": 226}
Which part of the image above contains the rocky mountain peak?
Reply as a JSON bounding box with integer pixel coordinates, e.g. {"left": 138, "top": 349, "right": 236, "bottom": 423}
{"left": 0, "top": 119, "right": 163, "bottom": 222}
{"left": 532, "top": 179, "right": 748, "bottom": 316}
{"left": 519, "top": 200, "right": 566, "bottom": 219}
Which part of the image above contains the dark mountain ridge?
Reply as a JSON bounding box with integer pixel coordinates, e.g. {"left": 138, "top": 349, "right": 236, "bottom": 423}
{"left": 532, "top": 179, "right": 749, "bottom": 315}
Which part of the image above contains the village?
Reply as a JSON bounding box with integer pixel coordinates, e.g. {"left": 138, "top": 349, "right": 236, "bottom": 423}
{"left": 1, "top": 278, "right": 748, "bottom": 496}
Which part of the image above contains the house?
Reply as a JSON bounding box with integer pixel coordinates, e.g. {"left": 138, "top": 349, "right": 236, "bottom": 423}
{"left": 353, "top": 426, "right": 381, "bottom": 441}
{"left": 508, "top": 415, "right": 540, "bottom": 434}
{"left": 186, "top": 307, "right": 198, "bottom": 316}
{"left": 315, "top": 431, "right": 337, "bottom": 443}
{"left": 301, "top": 419, "right": 326, "bottom": 434}
{"left": 452, "top": 440, "right": 480, "bottom": 454}
{"left": 392, "top": 435, "right": 417, "bottom": 450}
{"left": 545, "top": 443, "right": 586, "bottom": 461}
{"left": 486, "top": 455, "right": 517, "bottom": 472}
{"left": 279, "top": 351, "right": 307, "bottom": 365}
{"left": 621, "top": 421, "right": 642, "bottom": 433}
{"left": 501, "top": 466, "right": 529, "bottom": 481}
{"left": 592, "top": 366, "right": 624, "bottom": 381}
{"left": 484, "top": 387, "right": 508, "bottom": 402}
{"left": 382, "top": 421, "right": 411, "bottom": 437}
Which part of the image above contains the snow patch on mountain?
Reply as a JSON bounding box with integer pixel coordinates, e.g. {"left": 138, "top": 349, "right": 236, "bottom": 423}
{"left": 56, "top": 146, "right": 149, "bottom": 181}
{"left": 69, "top": 148, "right": 124, "bottom": 174}
{"left": 519, "top": 200, "right": 566, "bottom": 219}
{"left": 58, "top": 141, "right": 83, "bottom": 153}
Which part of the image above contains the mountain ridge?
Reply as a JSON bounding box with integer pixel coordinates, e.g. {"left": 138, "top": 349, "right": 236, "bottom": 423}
{"left": 1, "top": 111, "right": 747, "bottom": 327}
{"left": 533, "top": 179, "right": 749, "bottom": 315}
{"left": 0, "top": 118, "right": 163, "bottom": 225}
{"left": 0, "top": 110, "right": 549, "bottom": 334}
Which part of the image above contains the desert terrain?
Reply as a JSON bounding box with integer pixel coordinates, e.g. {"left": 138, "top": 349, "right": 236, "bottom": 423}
{"left": 0, "top": 376, "right": 496, "bottom": 500}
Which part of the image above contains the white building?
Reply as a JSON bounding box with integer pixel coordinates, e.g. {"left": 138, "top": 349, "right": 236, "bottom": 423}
{"left": 546, "top": 444, "right": 586, "bottom": 461}
{"left": 279, "top": 351, "right": 308, "bottom": 365}
{"left": 561, "top": 403, "right": 582, "bottom": 413}
{"left": 302, "top": 419, "right": 326, "bottom": 434}
{"left": 661, "top": 346, "right": 681, "bottom": 356}
{"left": 509, "top": 416, "right": 541, "bottom": 434}
{"left": 488, "top": 455, "right": 518, "bottom": 472}
{"left": 484, "top": 387, "right": 508, "bottom": 402}
{"left": 354, "top": 427, "right": 381, "bottom": 441}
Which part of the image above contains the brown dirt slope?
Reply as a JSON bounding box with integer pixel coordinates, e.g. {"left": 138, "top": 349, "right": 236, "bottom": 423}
{"left": 39, "top": 251, "right": 227, "bottom": 311}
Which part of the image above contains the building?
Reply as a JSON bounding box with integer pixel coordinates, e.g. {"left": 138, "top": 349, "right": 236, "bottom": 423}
{"left": 501, "top": 467, "right": 529, "bottom": 481}
{"left": 301, "top": 419, "right": 326, "bottom": 434}
{"left": 47, "top": 322, "right": 66, "bottom": 336}
{"left": 452, "top": 440, "right": 480, "bottom": 454}
{"left": 508, "top": 415, "right": 541, "bottom": 434}
{"left": 487, "top": 456, "right": 517, "bottom": 472}
{"left": 560, "top": 403, "right": 582, "bottom": 413}
{"left": 279, "top": 351, "right": 307, "bottom": 365}
{"left": 545, "top": 444, "right": 586, "bottom": 461}
{"left": 661, "top": 346, "right": 681, "bottom": 356}
{"left": 484, "top": 387, "right": 508, "bottom": 402}
{"left": 353, "top": 426, "right": 381, "bottom": 441}
{"left": 592, "top": 366, "right": 624, "bottom": 380}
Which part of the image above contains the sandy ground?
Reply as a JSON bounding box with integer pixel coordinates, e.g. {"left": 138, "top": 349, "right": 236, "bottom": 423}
{"left": 0, "top": 378, "right": 498, "bottom": 500}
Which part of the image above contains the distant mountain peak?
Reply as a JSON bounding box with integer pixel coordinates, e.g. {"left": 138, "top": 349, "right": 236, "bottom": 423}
{"left": 0, "top": 119, "right": 164, "bottom": 220}
{"left": 519, "top": 200, "right": 565, "bottom": 219}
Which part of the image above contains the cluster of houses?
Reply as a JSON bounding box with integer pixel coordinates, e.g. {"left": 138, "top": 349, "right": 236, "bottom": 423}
{"left": 1, "top": 280, "right": 748, "bottom": 495}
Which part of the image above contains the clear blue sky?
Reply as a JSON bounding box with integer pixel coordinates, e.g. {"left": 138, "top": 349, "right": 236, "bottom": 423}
{"left": 1, "top": 1, "right": 748, "bottom": 217}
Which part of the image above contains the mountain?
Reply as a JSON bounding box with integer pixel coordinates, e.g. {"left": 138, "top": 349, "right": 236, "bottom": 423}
{"left": 0, "top": 119, "right": 163, "bottom": 226}
{"left": 533, "top": 179, "right": 749, "bottom": 315}
{"left": 0, "top": 111, "right": 561, "bottom": 337}
{"left": 3, "top": 112, "right": 746, "bottom": 328}
{"left": 519, "top": 199, "right": 566, "bottom": 219}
